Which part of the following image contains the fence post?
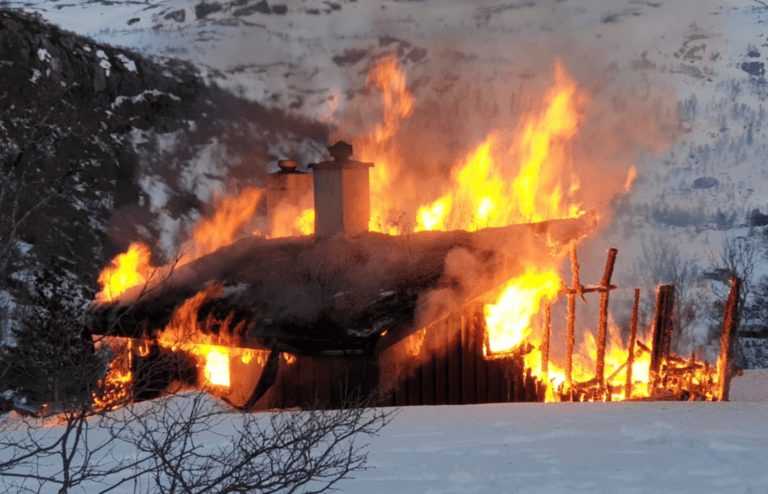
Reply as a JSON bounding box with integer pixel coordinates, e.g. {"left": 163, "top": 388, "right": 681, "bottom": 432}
{"left": 625, "top": 288, "right": 640, "bottom": 399}
{"left": 595, "top": 248, "right": 618, "bottom": 389}
{"left": 716, "top": 278, "right": 741, "bottom": 402}
{"left": 565, "top": 241, "right": 580, "bottom": 391}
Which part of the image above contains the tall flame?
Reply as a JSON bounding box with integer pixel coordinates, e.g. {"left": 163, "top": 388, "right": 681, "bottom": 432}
{"left": 354, "top": 54, "right": 416, "bottom": 233}
{"left": 415, "top": 62, "right": 584, "bottom": 232}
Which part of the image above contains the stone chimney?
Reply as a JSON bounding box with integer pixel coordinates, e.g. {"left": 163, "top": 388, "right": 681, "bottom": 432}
{"left": 310, "top": 141, "right": 374, "bottom": 237}
{"left": 266, "top": 159, "right": 312, "bottom": 214}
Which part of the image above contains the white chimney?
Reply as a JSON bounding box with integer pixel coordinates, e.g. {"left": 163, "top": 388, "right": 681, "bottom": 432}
{"left": 310, "top": 142, "right": 374, "bottom": 237}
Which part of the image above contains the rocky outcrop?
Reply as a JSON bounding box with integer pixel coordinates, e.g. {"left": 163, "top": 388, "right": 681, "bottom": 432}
{"left": 0, "top": 8, "right": 327, "bottom": 303}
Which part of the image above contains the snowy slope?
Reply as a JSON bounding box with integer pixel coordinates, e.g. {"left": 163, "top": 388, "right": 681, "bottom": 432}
{"left": 1, "top": 373, "right": 767, "bottom": 494}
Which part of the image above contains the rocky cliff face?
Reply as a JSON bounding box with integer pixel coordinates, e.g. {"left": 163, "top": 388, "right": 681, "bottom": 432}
{"left": 0, "top": 8, "right": 327, "bottom": 308}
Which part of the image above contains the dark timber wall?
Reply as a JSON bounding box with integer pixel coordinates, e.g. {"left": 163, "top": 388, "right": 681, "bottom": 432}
{"left": 377, "top": 303, "right": 544, "bottom": 407}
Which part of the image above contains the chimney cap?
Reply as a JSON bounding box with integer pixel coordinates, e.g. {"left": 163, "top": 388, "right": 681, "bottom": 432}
{"left": 310, "top": 141, "right": 373, "bottom": 170}
{"left": 276, "top": 159, "right": 302, "bottom": 172}
{"left": 328, "top": 141, "right": 354, "bottom": 162}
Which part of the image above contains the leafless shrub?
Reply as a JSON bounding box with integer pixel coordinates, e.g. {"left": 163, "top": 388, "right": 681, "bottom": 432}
{"left": 0, "top": 406, "right": 148, "bottom": 494}
{"left": 120, "top": 391, "right": 394, "bottom": 494}
{"left": 0, "top": 391, "right": 394, "bottom": 494}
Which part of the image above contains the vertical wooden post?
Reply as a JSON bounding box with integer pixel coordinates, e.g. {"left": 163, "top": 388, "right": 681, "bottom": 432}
{"left": 541, "top": 303, "right": 551, "bottom": 379}
{"left": 649, "top": 284, "right": 674, "bottom": 394}
{"left": 625, "top": 288, "right": 640, "bottom": 399}
{"left": 595, "top": 248, "right": 618, "bottom": 389}
{"left": 566, "top": 241, "right": 580, "bottom": 391}
{"left": 660, "top": 287, "right": 675, "bottom": 389}
{"left": 649, "top": 286, "right": 665, "bottom": 377}
{"left": 717, "top": 277, "right": 741, "bottom": 402}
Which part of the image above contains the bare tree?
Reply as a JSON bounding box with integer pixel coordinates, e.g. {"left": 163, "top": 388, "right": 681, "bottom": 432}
{"left": 0, "top": 390, "right": 394, "bottom": 494}
{"left": 119, "top": 391, "right": 393, "bottom": 494}
{"left": 631, "top": 233, "right": 706, "bottom": 353}
{"left": 703, "top": 232, "right": 762, "bottom": 367}
{"left": 0, "top": 405, "right": 150, "bottom": 494}
{"left": 704, "top": 232, "right": 761, "bottom": 326}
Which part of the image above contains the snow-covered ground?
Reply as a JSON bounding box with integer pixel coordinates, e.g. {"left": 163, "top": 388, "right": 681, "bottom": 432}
{"left": 346, "top": 404, "right": 768, "bottom": 493}
{"left": 1, "top": 372, "right": 767, "bottom": 494}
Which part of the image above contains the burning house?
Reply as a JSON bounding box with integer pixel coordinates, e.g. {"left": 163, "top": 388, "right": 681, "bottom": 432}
{"left": 87, "top": 57, "right": 739, "bottom": 411}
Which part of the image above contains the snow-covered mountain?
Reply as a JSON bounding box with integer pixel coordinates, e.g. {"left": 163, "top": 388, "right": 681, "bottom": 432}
{"left": 5, "top": 0, "right": 768, "bottom": 361}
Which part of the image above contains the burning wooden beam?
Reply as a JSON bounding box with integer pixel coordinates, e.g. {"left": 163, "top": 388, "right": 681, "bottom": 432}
{"left": 649, "top": 284, "right": 675, "bottom": 394}
{"left": 540, "top": 303, "right": 551, "bottom": 378}
{"left": 625, "top": 288, "right": 640, "bottom": 399}
{"left": 716, "top": 277, "right": 741, "bottom": 402}
{"left": 565, "top": 241, "right": 580, "bottom": 389}
{"left": 595, "top": 248, "right": 618, "bottom": 389}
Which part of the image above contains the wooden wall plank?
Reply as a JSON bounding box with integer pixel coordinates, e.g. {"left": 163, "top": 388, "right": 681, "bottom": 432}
{"left": 461, "top": 313, "right": 476, "bottom": 404}
{"left": 474, "top": 306, "right": 488, "bottom": 404}
{"left": 422, "top": 352, "right": 435, "bottom": 406}
{"left": 487, "top": 358, "right": 501, "bottom": 403}
{"left": 314, "top": 358, "right": 331, "bottom": 408}
{"left": 448, "top": 314, "right": 462, "bottom": 405}
{"left": 434, "top": 319, "right": 449, "bottom": 405}
{"left": 328, "top": 358, "right": 343, "bottom": 408}
{"left": 281, "top": 355, "right": 299, "bottom": 408}
{"left": 296, "top": 356, "right": 315, "bottom": 408}
{"left": 408, "top": 365, "right": 422, "bottom": 406}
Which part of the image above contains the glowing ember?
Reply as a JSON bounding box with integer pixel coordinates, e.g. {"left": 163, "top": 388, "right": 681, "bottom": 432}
{"left": 95, "top": 242, "right": 153, "bottom": 303}
{"left": 93, "top": 337, "right": 134, "bottom": 410}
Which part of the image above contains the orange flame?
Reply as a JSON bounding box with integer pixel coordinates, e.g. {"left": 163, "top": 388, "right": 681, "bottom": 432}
{"left": 95, "top": 188, "right": 264, "bottom": 303}
{"left": 95, "top": 242, "right": 153, "bottom": 303}
{"left": 484, "top": 269, "right": 561, "bottom": 356}
{"left": 181, "top": 187, "right": 263, "bottom": 265}
{"left": 354, "top": 55, "right": 416, "bottom": 233}
{"left": 416, "top": 63, "right": 584, "bottom": 232}
{"left": 93, "top": 337, "right": 134, "bottom": 410}
{"left": 270, "top": 205, "right": 315, "bottom": 238}
{"left": 625, "top": 166, "right": 637, "bottom": 192}
{"left": 156, "top": 284, "right": 235, "bottom": 389}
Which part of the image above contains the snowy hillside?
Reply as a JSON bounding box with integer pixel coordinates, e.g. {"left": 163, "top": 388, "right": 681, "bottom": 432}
{"left": 7, "top": 0, "right": 768, "bottom": 362}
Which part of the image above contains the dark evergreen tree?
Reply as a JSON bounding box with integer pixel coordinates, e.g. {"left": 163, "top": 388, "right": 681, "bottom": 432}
{"left": 0, "top": 264, "right": 105, "bottom": 411}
